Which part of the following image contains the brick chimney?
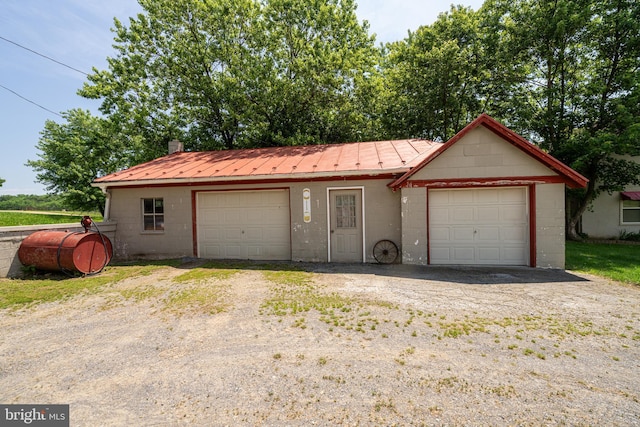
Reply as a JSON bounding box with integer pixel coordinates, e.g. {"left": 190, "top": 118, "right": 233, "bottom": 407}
{"left": 168, "top": 140, "right": 184, "bottom": 154}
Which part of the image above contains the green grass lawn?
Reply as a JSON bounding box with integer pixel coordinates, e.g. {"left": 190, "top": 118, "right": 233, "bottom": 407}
{"left": 0, "top": 211, "right": 103, "bottom": 227}
{"left": 566, "top": 241, "right": 640, "bottom": 285}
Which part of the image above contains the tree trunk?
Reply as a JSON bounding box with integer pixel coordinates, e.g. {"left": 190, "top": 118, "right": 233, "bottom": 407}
{"left": 566, "top": 195, "right": 586, "bottom": 241}
{"left": 566, "top": 177, "right": 597, "bottom": 241}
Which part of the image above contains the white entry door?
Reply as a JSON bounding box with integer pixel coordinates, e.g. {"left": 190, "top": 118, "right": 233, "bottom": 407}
{"left": 429, "top": 187, "right": 529, "bottom": 265}
{"left": 329, "top": 189, "right": 363, "bottom": 262}
{"left": 197, "top": 190, "right": 291, "bottom": 260}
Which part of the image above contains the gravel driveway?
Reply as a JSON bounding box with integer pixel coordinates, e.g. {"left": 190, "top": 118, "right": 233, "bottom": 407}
{"left": 1, "top": 262, "right": 639, "bottom": 426}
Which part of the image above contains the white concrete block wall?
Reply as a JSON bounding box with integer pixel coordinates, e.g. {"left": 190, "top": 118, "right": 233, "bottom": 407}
{"left": 535, "top": 183, "right": 566, "bottom": 268}
{"left": 400, "top": 187, "right": 428, "bottom": 265}
{"left": 0, "top": 222, "right": 117, "bottom": 278}
{"left": 409, "top": 127, "right": 555, "bottom": 181}
{"left": 108, "top": 187, "right": 193, "bottom": 260}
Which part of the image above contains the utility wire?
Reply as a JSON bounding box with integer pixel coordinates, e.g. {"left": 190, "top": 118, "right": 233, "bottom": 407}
{"left": 0, "top": 35, "right": 89, "bottom": 76}
{"left": 0, "top": 34, "right": 91, "bottom": 117}
{"left": 0, "top": 83, "right": 62, "bottom": 117}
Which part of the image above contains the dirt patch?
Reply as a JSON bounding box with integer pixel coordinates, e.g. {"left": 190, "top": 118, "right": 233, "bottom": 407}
{"left": 1, "top": 262, "right": 639, "bottom": 425}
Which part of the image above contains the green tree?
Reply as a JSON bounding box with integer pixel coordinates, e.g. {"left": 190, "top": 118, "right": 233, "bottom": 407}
{"left": 26, "top": 109, "right": 133, "bottom": 215}
{"left": 80, "top": 0, "right": 376, "bottom": 156}
{"left": 379, "top": 6, "right": 481, "bottom": 141}
{"left": 0, "top": 177, "right": 5, "bottom": 187}
{"left": 378, "top": 5, "right": 522, "bottom": 141}
{"left": 504, "top": 0, "right": 640, "bottom": 239}
{"left": 0, "top": 194, "right": 66, "bottom": 211}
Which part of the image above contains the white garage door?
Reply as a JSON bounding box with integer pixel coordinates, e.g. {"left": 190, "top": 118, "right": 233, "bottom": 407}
{"left": 429, "top": 187, "right": 529, "bottom": 265}
{"left": 197, "top": 190, "right": 291, "bottom": 260}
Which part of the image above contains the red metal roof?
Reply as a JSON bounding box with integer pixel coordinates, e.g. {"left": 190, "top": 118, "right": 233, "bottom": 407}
{"left": 94, "top": 139, "right": 441, "bottom": 186}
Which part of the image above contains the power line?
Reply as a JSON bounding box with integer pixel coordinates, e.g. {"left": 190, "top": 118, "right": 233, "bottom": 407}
{"left": 0, "top": 35, "right": 89, "bottom": 76}
{"left": 0, "top": 83, "right": 62, "bottom": 117}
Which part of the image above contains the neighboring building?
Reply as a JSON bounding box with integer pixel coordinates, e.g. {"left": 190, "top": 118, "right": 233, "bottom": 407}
{"left": 580, "top": 156, "right": 640, "bottom": 239}
{"left": 92, "top": 114, "right": 587, "bottom": 268}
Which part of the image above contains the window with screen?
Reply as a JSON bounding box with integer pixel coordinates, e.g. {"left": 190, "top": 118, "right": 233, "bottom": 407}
{"left": 622, "top": 200, "right": 640, "bottom": 224}
{"left": 142, "top": 198, "right": 164, "bottom": 231}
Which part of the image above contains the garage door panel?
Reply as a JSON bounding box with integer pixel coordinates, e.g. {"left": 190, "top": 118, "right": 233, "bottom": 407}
{"left": 504, "top": 247, "right": 526, "bottom": 262}
{"left": 452, "top": 207, "right": 474, "bottom": 222}
{"left": 453, "top": 247, "right": 475, "bottom": 262}
{"left": 430, "top": 208, "right": 449, "bottom": 223}
{"left": 225, "top": 245, "right": 242, "bottom": 258}
{"left": 201, "top": 245, "right": 220, "bottom": 257}
{"left": 451, "top": 191, "right": 474, "bottom": 204}
{"left": 224, "top": 209, "right": 243, "bottom": 223}
{"left": 224, "top": 228, "right": 243, "bottom": 241}
{"left": 502, "top": 226, "right": 527, "bottom": 242}
{"left": 198, "top": 190, "right": 291, "bottom": 260}
{"left": 501, "top": 187, "right": 526, "bottom": 202}
{"left": 477, "top": 189, "right": 499, "bottom": 203}
{"left": 453, "top": 227, "right": 475, "bottom": 241}
{"left": 477, "top": 206, "right": 500, "bottom": 222}
{"left": 247, "top": 245, "right": 262, "bottom": 257}
{"left": 430, "top": 227, "right": 450, "bottom": 241}
{"left": 477, "top": 247, "right": 500, "bottom": 262}
{"left": 201, "top": 227, "right": 221, "bottom": 240}
{"left": 430, "top": 247, "right": 452, "bottom": 262}
{"left": 477, "top": 227, "right": 500, "bottom": 242}
{"left": 502, "top": 206, "right": 526, "bottom": 221}
{"left": 430, "top": 191, "right": 450, "bottom": 204}
{"left": 429, "top": 188, "right": 528, "bottom": 265}
{"left": 264, "top": 227, "right": 288, "bottom": 241}
{"left": 244, "top": 227, "right": 263, "bottom": 240}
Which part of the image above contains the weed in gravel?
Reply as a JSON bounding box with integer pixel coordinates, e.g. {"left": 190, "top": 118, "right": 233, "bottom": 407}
{"left": 260, "top": 269, "right": 400, "bottom": 335}
{"left": 322, "top": 375, "right": 345, "bottom": 384}
{"left": 434, "top": 376, "right": 470, "bottom": 393}
{"left": 373, "top": 397, "right": 396, "bottom": 413}
{"left": 173, "top": 264, "right": 240, "bottom": 283}
{"left": 485, "top": 384, "right": 518, "bottom": 397}
{"left": 292, "top": 318, "right": 307, "bottom": 329}
{"left": 118, "top": 285, "right": 166, "bottom": 302}
{"left": 261, "top": 270, "right": 350, "bottom": 317}
{"left": 163, "top": 284, "right": 229, "bottom": 316}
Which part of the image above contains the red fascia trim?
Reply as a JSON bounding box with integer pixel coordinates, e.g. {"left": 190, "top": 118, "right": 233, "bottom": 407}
{"left": 398, "top": 175, "right": 568, "bottom": 188}
{"left": 389, "top": 114, "right": 588, "bottom": 189}
{"left": 194, "top": 186, "right": 290, "bottom": 194}
{"left": 478, "top": 118, "right": 588, "bottom": 189}
{"left": 99, "top": 173, "right": 397, "bottom": 191}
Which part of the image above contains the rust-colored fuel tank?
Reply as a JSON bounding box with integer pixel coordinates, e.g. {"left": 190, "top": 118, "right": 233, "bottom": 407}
{"left": 18, "top": 231, "right": 113, "bottom": 275}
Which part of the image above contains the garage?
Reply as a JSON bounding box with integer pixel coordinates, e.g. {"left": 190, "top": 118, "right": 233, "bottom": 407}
{"left": 429, "top": 187, "right": 529, "bottom": 265}
{"left": 197, "top": 190, "right": 291, "bottom": 260}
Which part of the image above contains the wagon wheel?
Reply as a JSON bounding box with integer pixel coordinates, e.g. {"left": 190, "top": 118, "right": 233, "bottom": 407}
{"left": 373, "top": 240, "right": 398, "bottom": 264}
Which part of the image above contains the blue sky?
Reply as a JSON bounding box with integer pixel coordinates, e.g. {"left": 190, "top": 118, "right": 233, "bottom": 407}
{"left": 0, "top": 0, "right": 484, "bottom": 196}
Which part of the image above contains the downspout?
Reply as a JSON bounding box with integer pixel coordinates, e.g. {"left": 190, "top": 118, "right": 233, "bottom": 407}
{"left": 103, "top": 188, "right": 112, "bottom": 221}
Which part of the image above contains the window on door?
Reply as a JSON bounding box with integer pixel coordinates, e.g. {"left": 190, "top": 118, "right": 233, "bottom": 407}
{"left": 335, "top": 195, "right": 356, "bottom": 228}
